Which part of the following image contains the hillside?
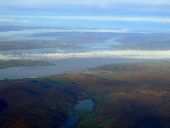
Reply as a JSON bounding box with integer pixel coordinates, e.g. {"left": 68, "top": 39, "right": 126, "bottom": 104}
{"left": 0, "top": 62, "right": 170, "bottom": 128}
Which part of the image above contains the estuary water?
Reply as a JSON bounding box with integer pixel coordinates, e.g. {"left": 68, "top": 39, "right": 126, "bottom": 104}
{"left": 61, "top": 99, "right": 95, "bottom": 128}
{"left": 0, "top": 32, "right": 167, "bottom": 80}
{"left": 0, "top": 58, "right": 149, "bottom": 80}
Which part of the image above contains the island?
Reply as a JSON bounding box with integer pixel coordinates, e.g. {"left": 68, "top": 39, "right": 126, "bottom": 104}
{"left": 0, "top": 60, "right": 53, "bottom": 69}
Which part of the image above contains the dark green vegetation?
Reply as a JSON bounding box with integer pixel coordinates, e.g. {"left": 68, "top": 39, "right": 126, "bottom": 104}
{"left": 96, "top": 61, "right": 170, "bottom": 72}
{"left": 0, "top": 62, "right": 170, "bottom": 128}
{"left": 0, "top": 60, "right": 53, "bottom": 69}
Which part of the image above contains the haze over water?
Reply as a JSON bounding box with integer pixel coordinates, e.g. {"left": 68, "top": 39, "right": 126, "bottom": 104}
{"left": 0, "top": 0, "right": 170, "bottom": 79}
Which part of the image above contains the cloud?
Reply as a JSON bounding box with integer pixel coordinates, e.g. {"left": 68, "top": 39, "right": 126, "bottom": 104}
{"left": 1, "top": 50, "right": 170, "bottom": 60}
{"left": 0, "top": 18, "right": 30, "bottom": 23}
{"left": 31, "top": 16, "right": 170, "bottom": 23}
{"left": 1, "top": 0, "right": 170, "bottom": 7}
{"left": 0, "top": 29, "right": 128, "bottom": 38}
{"left": 1, "top": 16, "right": 170, "bottom": 26}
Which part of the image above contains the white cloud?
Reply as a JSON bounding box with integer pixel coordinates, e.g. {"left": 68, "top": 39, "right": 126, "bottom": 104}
{"left": 34, "top": 16, "right": 170, "bottom": 23}
{"left": 1, "top": 0, "right": 170, "bottom": 7}
{"left": 0, "top": 29, "right": 128, "bottom": 37}
{"left": 0, "top": 18, "right": 30, "bottom": 23}
{"left": 1, "top": 50, "right": 170, "bottom": 60}
{"left": 3, "top": 15, "right": 170, "bottom": 24}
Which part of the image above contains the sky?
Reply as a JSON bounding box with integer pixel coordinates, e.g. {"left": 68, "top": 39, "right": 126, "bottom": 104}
{"left": 0, "top": 0, "right": 170, "bottom": 61}
{"left": 0, "top": 0, "right": 170, "bottom": 32}
{"left": 1, "top": 0, "right": 170, "bottom": 6}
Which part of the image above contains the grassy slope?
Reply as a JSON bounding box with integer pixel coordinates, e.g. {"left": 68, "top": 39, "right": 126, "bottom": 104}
{"left": 68, "top": 62, "right": 170, "bottom": 128}
{"left": 65, "top": 71, "right": 170, "bottom": 128}
{"left": 95, "top": 61, "right": 170, "bottom": 72}
{"left": 0, "top": 60, "right": 53, "bottom": 69}
{"left": 0, "top": 62, "right": 170, "bottom": 128}
{"left": 0, "top": 75, "right": 88, "bottom": 128}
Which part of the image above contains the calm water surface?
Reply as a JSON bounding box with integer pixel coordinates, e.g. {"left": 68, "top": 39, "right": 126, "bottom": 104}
{"left": 61, "top": 99, "right": 94, "bottom": 128}
{"left": 0, "top": 58, "right": 149, "bottom": 80}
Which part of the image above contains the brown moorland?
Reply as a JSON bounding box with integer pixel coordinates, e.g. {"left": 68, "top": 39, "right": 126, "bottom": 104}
{"left": 0, "top": 62, "right": 170, "bottom": 128}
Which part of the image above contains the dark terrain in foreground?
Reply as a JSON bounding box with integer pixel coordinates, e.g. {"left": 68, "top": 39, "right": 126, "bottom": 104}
{"left": 0, "top": 62, "right": 170, "bottom": 128}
